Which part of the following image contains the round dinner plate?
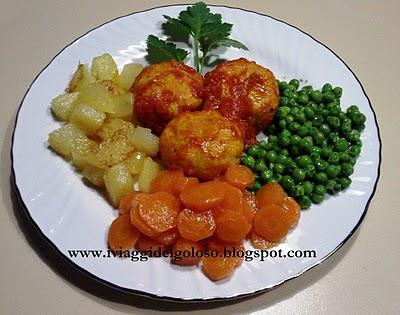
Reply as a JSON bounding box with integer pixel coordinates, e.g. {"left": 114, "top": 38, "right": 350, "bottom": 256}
{"left": 12, "top": 4, "right": 381, "bottom": 302}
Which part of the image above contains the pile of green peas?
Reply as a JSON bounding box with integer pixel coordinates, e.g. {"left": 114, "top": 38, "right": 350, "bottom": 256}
{"left": 241, "top": 79, "right": 366, "bottom": 209}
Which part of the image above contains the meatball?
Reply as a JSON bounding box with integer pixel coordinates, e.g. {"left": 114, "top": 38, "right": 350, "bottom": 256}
{"left": 203, "top": 58, "right": 279, "bottom": 145}
{"left": 160, "top": 111, "right": 244, "bottom": 180}
{"left": 132, "top": 60, "right": 203, "bottom": 135}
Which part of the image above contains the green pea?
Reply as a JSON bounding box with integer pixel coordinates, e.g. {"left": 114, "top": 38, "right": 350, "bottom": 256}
{"left": 277, "top": 106, "right": 291, "bottom": 118}
{"left": 278, "top": 119, "right": 287, "bottom": 129}
{"left": 333, "top": 87, "right": 343, "bottom": 98}
{"left": 254, "top": 160, "right": 267, "bottom": 172}
{"left": 338, "top": 152, "right": 350, "bottom": 162}
{"left": 289, "top": 98, "right": 298, "bottom": 107}
{"left": 348, "top": 157, "right": 356, "bottom": 166}
{"left": 329, "top": 105, "right": 341, "bottom": 116}
{"left": 290, "top": 135, "right": 301, "bottom": 146}
{"left": 347, "top": 129, "right": 361, "bottom": 143}
{"left": 248, "top": 181, "right": 261, "bottom": 192}
{"left": 313, "top": 131, "right": 325, "bottom": 145}
{"left": 354, "top": 122, "right": 365, "bottom": 132}
{"left": 241, "top": 155, "right": 255, "bottom": 169}
{"left": 296, "top": 155, "right": 312, "bottom": 168}
{"left": 266, "top": 150, "right": 277, "bottom": 163}
{"left": 303, "top": 181, "right": 314, "bottom": 196}
{"left": 348, "top": 145, "right": 361, "bottom": 157}
{"left": 294, "top": 112, "right": 307, "bottom": 124}
{"left": 323, "top": 92, "right": 336, "bottom": 103}
{"left": 320, "top": 108, "right": 330, "bottom": 118}
{"left": 288, "top": 122, "right": 301, "bottom": 133}
{"left": 290, "top": 145, "right": 301, "bottom": 156}
{"left": 265, "top": 142, "right": 275, "bottom": 151}
{"left": 247, "top": 145, "right": 259, "bottom": 157}
{"left": 280, "top": 96, "right": 290, "bottom": 107}
{"left": 326, "top": 164, "right": 339, "bottom": 178}
{"left": 301, "top": 85, "right": 313, "bottom": 94}
{"left": 341, "top": 163, "right": 354, "bottom": 177}
{"left": 283, "top": 89, "right": 295, "bottom": 98}
{"left": 298, "top": 195, "right": 312, "bottom": 209}
{"left": 327, "top": 116, "right": 341, "bottom": 130}
{"left": 268, "top": 135, "right": 278, "bottom": 143}
{"left": 258, "top": 140, "right": 267, "bottom": 149}
{"left": 310, "top": 152, "right": 321, "bottom": 162}
{"left": 297, "top": 94, "right": 309, "bottom": 104}
{"left": 315, "top": 172, "right": 328, "bottom": 184}
{"left": 347, "top": 105, "right": 359, "bottom": 113}
{"left": 339, "top": 177, "right": 352, "bottom": 189}
{"left": 328, "top": 152, "right": 340, "bottom": 164}
{"left": 310, "top": 146, "right": 322, "bottom": 156}
{"left": 341, "top": 120, "right": 352, "bottom": 135}
{"left": 274, "top": 163, "right": 285, "bottom": 174}
{"left": 326, "top": 180, "right": 340, "bottom": 195}
{"left": 289, "top": 79, "right": 300, "bottom": 89}
{"left": 319, "top": 124, "right": 331, "bottom": 136}
{"left": 334, "top": 138, "right": 349, "bottom": 152}
{"left": 293, "top": 168, "right": 306, "bottom": 182}
{"left": 292, "top": 185, "right": 305, "bottom": 197}
{"left": 273, "top": 173, "right": 283, "bottom": 183}
{"left": 338, "top": 112, "right": 348, "bottom": 121}
{"left": 280, "top": 148, "right": 290, "bottom": 156}
{"left": 321, "top": 146, "right": 333, "bottom": 159}
{"left": 322, "top": 83, "right": 332, "bottom": 93}
{"left": 315, "top": 159, "right": 328, "bottom": 171}
{"left": 351, "top": 112, "right": 366, "bottom": 125}
{"left": 314, "top": 184, "right": 326, "bottom": 196}
{"left": 312, "top": 193, "right": 325, "bottom": 204}
{"left": 305, "top": 164, "right": 316, "bottom": 179}
{"left": 278, "top": 81, "right": 288, "bottom": 92}
{"left": 258, "top": 149, "right": 267, "bottom": 159}
{"left": 281, "top": 175, "right": 295, "bottom": 191}
{"left": 298, "top": 126, "right": 309, "bottom": 137}
{"left": 285, "top": 115, "right": 295, "bottom": 124}
{"left": 311, "top": 115, "right": 324, "bottom": 127}
{"left": 260, "top": 169, "right": 273, "bottom": 182}
{"left": 310, "top": 90, "right": 323, "bottom": 103}
{"left": 267, "top": 124, "right": 277, "bottom": 135}
{"left": 276, "top": 154, "right": 289, "bottom": 166}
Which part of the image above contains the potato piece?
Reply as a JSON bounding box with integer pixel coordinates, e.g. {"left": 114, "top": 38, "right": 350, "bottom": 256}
{"left": 107, "top": 93, "right": 134, "bottom": 121}
{"left": 71, "top": 137, "right": 97, "bottom": 169}
{"left": 131, "top": 126, "right": 159, "bottom": 157}
{"left": 69, "top": 103, "right": 106, "bottom": 135}
{"left": 82, "top": 165, "right": 106, "bottom": 187}
{"left": 98, "top": 80, "right": 125, "bottom": 96}
{"left": 51, "top": 92, "right": 80, "bottom": 121}
{"left": 91, "top": 53, "right": 119, "bottom": 83}
{"left": 95, "top": 129, "right": 136, "bottom": 167}
{"left": 96, "top": 118, "right": 135, "bottom": 140}
{"left": 79, "top": 82, "right": 119, "bottom": 113}
{"left": 68, "top": 64, "right": 95, "bottom": 92}
{"left": 103, "top": 163, "right": 134, "bottom": 207}
{"left": 123, "top": 151, "right": 145, "bottom": 175}
{"left": 119, "top": 63, "right": 143, "bottom": 91}
{"left": 48, "top": 123, "right": 86, "bottom": 160}
{"left": 138, "top": 157, "right": 162, "bottom": 193}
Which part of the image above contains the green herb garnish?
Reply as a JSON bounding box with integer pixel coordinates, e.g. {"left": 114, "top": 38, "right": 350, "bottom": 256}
{"left": 146, "top": 2, "right": 248, "bottom": 73}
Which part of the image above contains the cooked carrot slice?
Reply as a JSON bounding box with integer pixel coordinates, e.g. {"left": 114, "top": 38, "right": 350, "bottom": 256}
{"left": 119, "top": 191, "right": 143, "bottom": 215}
{"left": 137, "top": 191, "right": 181, "bottom": 233}
{"left": 253, "top": 204, "right": 291, "bottom": 242}
{"left": 214, "top": 210, "right": 251, "bottom": 244}
{"left": 282, "top": 196, "right": 301, "bottom": 229}
{"left": 205, "top": 238, "right": 244, "bottom": 267}
{"left": 135, "top": 236, "right": 167, "bottom": 255}
{"left": 150, "top": 170, "right": 184, "bottom": 194}
{"left": 150, "top": 228, "right": 179, "bottom": 246}
{"left": 256, "top": 183, "right": 285, "bottom": 207}
{"left": 211, "top": 205, "right": 226, "bottom": 220}
{"left": 171, "top": 238, "right": 204, "bottom": 266}
{"left": 221, "top": 183, "right": 244, "bottom": 213}
{"left": 177, "top": 209, "right": 216, "bottom": 241}
{"left": 242, "top": 191, "right": 258, "bottom": 225}
{"left": 130, "top": 198, "right": 160, "bottom": 237}
{"left": 180, "top": 181, "right": 226, "bottom": 212}
{"left": 173, "top": 176, "right": 199, "bottom": 197}
{"left": 201, "top": 256, "right": 238, "bottom": 281}
{"left": 224, "top": 164, "right": 254, "bottom": 190}
{"left": 250, "top": 229, "right": 278, "bottom": 249}
{"left": 108, "top": 215, "right": 141, "bottom": 251}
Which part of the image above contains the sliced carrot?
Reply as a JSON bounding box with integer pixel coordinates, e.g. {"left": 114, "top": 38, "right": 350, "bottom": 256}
{"left": 224, "top": 164, "right": 254, "bottom": 190}
{"left": 201, "top": 256, "right": 238, "bottom": 281}
{"left": 150, "top": 228, "right": 179, "bottom": 246}
{"left": 180, "top": 181, "right": 226, "bottom": 212}
{"left": 256, "top": 183, "right": 285, "bottom": 208}
{"left": 137, "top": 191, "right": 181, "bottom": 233}
{"left": 253, "top": 204, "right": 291, "bottom": 242}
{"left": 150, "top": 170, "right": 184, "bottom": 194}
{"left": 171, "top": 238, "right": 204, "bottom": 266}
{"left": 221, "top": 183, "right": 244, "bottom": 213}
{"left": 173, "top": 176, "right": 199, "bottom": 197}
{"left": 242, "top": 191, "right": 258, "bottom": 225}
{"left": 282, "top": 196, "right": 301, "bottom": 229}
{"left": 108, "top": 215, "right": 141, "bottom": 251}
{"left": 205, "top": 238, "right": 244, "bottom": 267}
{"left": 130, "top": 197, "right": 160, "bottom": 237}
{"left": 250, "top": 229, "right": 278, "bottom": 249}
{"left": 135, "top": 236, "right": 167, "bottom": 255}
{"left": 214, "top": 210, "right": 251, "bottom": 244}
{"left": 119, "top": 191, "right": 143, "bottom": 215}
{"left": 177, "top": 209, "right": 216, "bottom": 241}
{"left": 211, "top": 205, "right": 226, "bottom": 220}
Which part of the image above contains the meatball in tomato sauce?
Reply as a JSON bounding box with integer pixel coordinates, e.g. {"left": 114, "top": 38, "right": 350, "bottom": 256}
{"left": 203, "top": 58, "right": 279, "bottom": 145}
{"left": 160, "top": 111, "right": 244, "bottom": 181}
{"left": 131, "top": 60, "right": 203, "bottom": 135}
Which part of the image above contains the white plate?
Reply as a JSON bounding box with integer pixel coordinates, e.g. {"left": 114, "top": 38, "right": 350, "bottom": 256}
{"left": 12, "top": 4, "right": 381, "bottom": 301}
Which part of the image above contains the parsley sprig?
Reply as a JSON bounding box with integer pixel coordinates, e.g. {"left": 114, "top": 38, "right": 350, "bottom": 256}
{"left": 146, "top": 2, "right": 248, "bottom": 73}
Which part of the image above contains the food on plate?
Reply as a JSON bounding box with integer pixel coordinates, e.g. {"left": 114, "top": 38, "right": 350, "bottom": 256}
{"left": 241, "top": 79, "right": 366, "bottom": 209}
{"left": 109, "top": 164, "right": 299, "bottom": 281}
{"left": 107, "top": 215, "right": 141, "bottom": 251}
{"left": 132, "top": 60, "right": 203, "bottom": 135}
{"left": 159, "top": 111, "right": 244, "bottom": 180}
{"left": 48, "top": 54, "right": 162, "bottom": 207}
{"left": 203, "top": 58, "right": 280, "bottom": 145}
